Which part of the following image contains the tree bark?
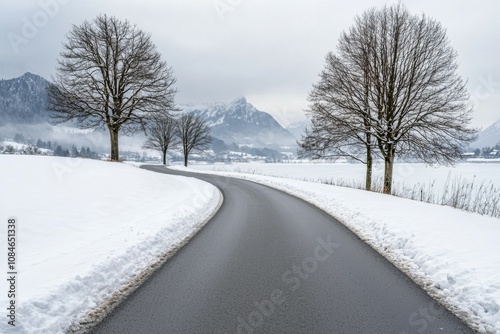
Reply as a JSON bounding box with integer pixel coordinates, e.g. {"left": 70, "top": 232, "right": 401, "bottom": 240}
{"left": 184, "top": 154, "right": 188, "bottom": 167}
{"left": 162, "top": 150, "right": 167, "bottom": 165}
{"left": 109, "top": 127, "right": 120, "bottom": 161}
{"left": 366, "top": 145, "right": 373, "bottom": 191}
{"left": 364, "top": 128, "right": 372, "bottom": 191}
{"left": 383, "top": 146, "right": 395, "bottom": 194}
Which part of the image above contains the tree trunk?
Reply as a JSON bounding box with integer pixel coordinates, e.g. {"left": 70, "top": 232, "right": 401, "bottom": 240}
{"left": 366, "top": 145, "right": 372, "bottom": 191}
{"left": 383, "top": 146, "right": 395, "bottom": 194}
{"left": 162, "top": 150, "right": 167, "bottom": 165}
{"left": 184, "top": 154, "right": 188, "bottom": 167}
{"left": 109, "top": 127, "right": 120, "bottom": 161}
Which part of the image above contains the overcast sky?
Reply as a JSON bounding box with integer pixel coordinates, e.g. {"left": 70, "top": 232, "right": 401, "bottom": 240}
{"left": 1, "top": 0, "right": 499, "bottom": 128}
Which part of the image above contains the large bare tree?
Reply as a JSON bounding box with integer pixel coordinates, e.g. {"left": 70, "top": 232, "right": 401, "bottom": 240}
{"left": 142, "top": 114, "right": 179, "bottom": 165}
{"left": 301, "top": 4, "right": 477, "bottom": 194}
{"left": 48, "top": 14, "right": 177, "bottom": 161}
{"left": 176, "top": 113, "right": 212, "bottom": 167}
{"left": 368, "top": 4, "right": 477, "bottom": 193}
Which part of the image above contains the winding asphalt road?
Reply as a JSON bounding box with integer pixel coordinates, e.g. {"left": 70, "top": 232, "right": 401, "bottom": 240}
{"left": 91, "top": 166, "right": 474, "bottom": 334}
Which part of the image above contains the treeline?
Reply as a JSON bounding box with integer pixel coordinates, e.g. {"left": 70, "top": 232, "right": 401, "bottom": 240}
{"left": 2, "top": 132, "right": 98, "bottom": 158}
{"left": 0, "top": 144, "right": 43, "bottom": 155}
{"left": 1, "top": 142, "right": 99, "bottom": 158}
{"left": 53, "top": 145, "right": 99, "bottom": 158}
{"left": 12, "top": 133, "right": 52, "bottom": 148}
{"left": 211, "top": 138, "right": 284, "bottom": 160}
{"left": 11, "top": 133, "right": 55, "bottom": 150}
{"left": 472, "top": 143, "right": 500, "bottom": 158}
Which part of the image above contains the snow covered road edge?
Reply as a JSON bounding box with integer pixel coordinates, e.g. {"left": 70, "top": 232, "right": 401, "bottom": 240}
{"left": 0, "top": 157, "right": 224, "bottom": 334}
{"left": 70, "top": 187, "right": 224, "bottom": 334}
{"left": 171, "top": 166, "right": 499, "bottom": 334}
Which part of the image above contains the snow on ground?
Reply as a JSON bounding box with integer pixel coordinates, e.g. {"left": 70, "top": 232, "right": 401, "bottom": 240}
{"left": 0, "top": 156, "right": 221, "bottom": 334}
{"left": 190, "top": 161, "right": 500, "bottom": 190}
{"left": 1, "top": 141, "right": 25, "bottom": 150}
{"left": 172, "top": 165, "right": 500, "bottom": 333}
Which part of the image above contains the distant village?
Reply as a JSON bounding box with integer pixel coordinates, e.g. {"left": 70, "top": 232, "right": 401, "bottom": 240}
{"left": 2, "top": 133, "right": 499, "bottom": 164}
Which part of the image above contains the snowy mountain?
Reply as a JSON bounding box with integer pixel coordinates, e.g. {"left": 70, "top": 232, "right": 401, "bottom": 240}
{"left": 472, "top": 118, "right": 500, "bottom": 148}
{"left": 286, "top": 119, "right": 310, "bottom": 141}
{"left": 0, "top": 73, "right": 298, "bottom": 150}
{"left": 182, "top": 97, "right": 297, "bottom": 149}
{"left": 0, "top": 72, "right": 51, "bottom": 125}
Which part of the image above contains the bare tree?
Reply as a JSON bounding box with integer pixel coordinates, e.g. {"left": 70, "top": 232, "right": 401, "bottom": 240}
{"left": 367, "top": 4, "right": 477, "bottom": 193}
{"left": 176, "top": 113, "right": 212, "bottom": 167}
{"left": 300, "top": 10, "right": 379, "bottom": 190}
{"left": 142, "top": 114, "right": 179, "bottom": 165}
{"left": 300, "top": 48, "right": 377, "bottom": 190}
{"left": 47, "top": 14, "right": 177, "bottom": 161}
{"left": 301, "top": 4, "right": 477, "bottom": 194}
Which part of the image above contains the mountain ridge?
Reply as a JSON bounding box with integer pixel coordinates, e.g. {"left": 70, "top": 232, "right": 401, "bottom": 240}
{"left": 1, "top": 73, "right": 297, "bottom": 150}
{"left": 181, "top": 97, "right": 297, "bottom": 149}
{"left": 286, "top": 118, "right": 310, "bottom": 141}
{"left": 473, "top": 118, "right": 500, "bottom": 148}
{"left": 0, "top": 72, "right": 51, "bottom": 125}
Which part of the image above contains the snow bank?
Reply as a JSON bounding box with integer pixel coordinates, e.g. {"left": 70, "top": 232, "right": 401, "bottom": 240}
{"left": 171, "top": 166, "right": 500, "bottom": 333}
{"left": 0, "top": 156, "right": 221, "bottom": 334}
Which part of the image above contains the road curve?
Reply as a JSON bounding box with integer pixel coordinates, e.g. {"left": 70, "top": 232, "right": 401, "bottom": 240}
{"left": 90, "top": 165, "right": 473, "bottom": 334}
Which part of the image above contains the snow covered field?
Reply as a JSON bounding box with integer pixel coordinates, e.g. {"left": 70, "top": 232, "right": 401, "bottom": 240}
{"left": 191, "top": 162, "right": 500, "bottom": 217}
{"left": 172, "top": 166, "right": 500, "bottom": 333}
{"left": 0, "top": 156, "right": 221, "bottom": 334}
{"left": 189, "top": 161, "right": 500, "bottom": 190}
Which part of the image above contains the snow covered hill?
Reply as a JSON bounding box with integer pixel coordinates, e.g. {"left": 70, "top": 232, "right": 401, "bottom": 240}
{"left": 182, "top": 97, "right": 297, "bottom": 149}
{"left": 0, "top": 156, "right": 221, "bottom": 333}
{"left": 0, "top": 72, "right": 50, "bottom": 125}
{"left": 473, "top": 118, "right": 500, "bottom": 148}
{"left": 286, "top": 118, "right": 310, "bottom": 140}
